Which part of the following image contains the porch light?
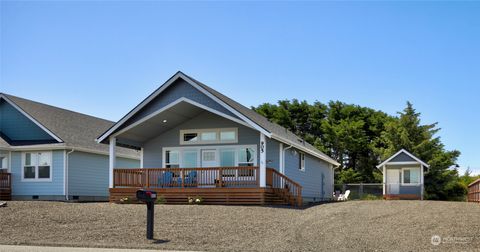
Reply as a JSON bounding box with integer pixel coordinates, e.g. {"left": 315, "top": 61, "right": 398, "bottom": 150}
{"left": 163, "top": 119, "right": 167, "bottom": 123}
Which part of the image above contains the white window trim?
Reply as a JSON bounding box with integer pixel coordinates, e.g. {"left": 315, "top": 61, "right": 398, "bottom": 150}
{"left": 299, "top": 152, "right": 306, "bottom": 172}
{"left": 401, "top": 167, "right": 421, "bottom": 186}
{"left": 21, "top": 151, "right": 53, "bottom": 182}
{"left": 180, "top": 128, "right": 238, "bottom": 145}
{"left": 162, "top": 145, "right": 257, "bottom": 168}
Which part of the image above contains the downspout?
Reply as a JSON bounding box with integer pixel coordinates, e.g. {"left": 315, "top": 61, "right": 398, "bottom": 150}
{"left": 281, "top": 145, "right": 293, "bottom": 174}
{"left": 65, "top": 149, "right": 75, "bottom": 201}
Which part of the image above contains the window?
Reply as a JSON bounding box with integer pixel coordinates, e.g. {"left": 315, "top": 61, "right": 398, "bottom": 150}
{"left": 299, "top": 153, "right": 305, "bottom": 172}
{"left": 220, "top": 149, "right": 236, "bottom": 177}
{"left": 402, "top": 168, "right": 420, "bottom": 185}
{"left": 183, "top": 133, "right": 198, "bottom": 143}
{"left": 201, "top": 132, "right": 217, "bottom": 141}
{"left": 22, "top": 152, "right": 52, "bottom": 181}
{"left": 165, "top": 150, "right": 179, "bottom": 168}
{"left": 180, "top": 128, "right": 237, "bottom": 145}
{"left": 220, "top": 131, "right": 236, "bottom": 141}
{"left": 238, "top": 147, "right": 255, "bottom": 176}
{"left": 182, "top": 150, "right": 198, "bottom": 168}
{"left": 0, "top": 155, "right": 8, "bottom": 172}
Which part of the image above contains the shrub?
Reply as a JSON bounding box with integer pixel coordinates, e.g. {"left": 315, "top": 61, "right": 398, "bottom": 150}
{"left": 188, "top": 196, "right": 203, "bottom": 204}
{"left": 361, "top": 194, "right": 382, "bottom": 200}
{"left": 119, "top": 197, "right": 131, "bottom": 203}
{"left": 156, "top": 196, "right": 166, "bottom": 204}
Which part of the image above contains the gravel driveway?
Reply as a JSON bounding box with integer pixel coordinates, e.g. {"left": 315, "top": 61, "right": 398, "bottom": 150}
{"left": 0, "top": 201, "right": 479, "bottom": 251}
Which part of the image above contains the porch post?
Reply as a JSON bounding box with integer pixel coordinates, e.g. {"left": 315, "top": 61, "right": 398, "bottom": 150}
{"left": 140, "top": 147, "right": 144, "bottom": 169}
{"left": 420, "top": 164, "right": 424, "bottom": 200}
{"left": 259, "top": 133, "right": 267, "bottom": 187}
{"left": 109, "top": 137, "right": 117, "bottom": 188}
{"left": 383, "top": 165, "right": 386, "bottom": 195}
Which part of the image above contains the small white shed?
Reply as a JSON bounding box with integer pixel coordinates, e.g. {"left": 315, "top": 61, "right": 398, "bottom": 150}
{"left": 377, "top": 149, "right": 429, "bottom": 200}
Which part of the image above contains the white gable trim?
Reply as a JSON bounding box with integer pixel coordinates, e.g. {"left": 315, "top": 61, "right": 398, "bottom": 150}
{"left": 111, "top": 97, "right": 253, "bottom": 138}
{"left": 96, "top": 72, "right": 270, "bottom": 143}
{"left": 376, "top": 149, "right": 429, "bottom": 169}
{"left": 0, "top": 94, "right": 63, "bottom": 143}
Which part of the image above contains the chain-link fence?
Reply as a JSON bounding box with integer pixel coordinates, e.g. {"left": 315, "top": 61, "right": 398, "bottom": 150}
{"left": 334, "top": 183, "right": 383, "bottom": 200}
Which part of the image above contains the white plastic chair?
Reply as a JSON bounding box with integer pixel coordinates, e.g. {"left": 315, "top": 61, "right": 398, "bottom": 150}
{"left": 338, "top": 190, "right": 351, "bottom": 201}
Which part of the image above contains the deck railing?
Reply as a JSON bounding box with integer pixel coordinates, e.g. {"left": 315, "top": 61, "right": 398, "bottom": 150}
{"left": 0, "top": 173, "right": 11, "bottom": 190}
{"left": 114, "top": 167, "right": 259, "bottom": 188}
{"left": 468, "top": 178, "right": 480, "bottom": 203}
{"left": 266, "top": 168, "right": 303, "bottom": 207}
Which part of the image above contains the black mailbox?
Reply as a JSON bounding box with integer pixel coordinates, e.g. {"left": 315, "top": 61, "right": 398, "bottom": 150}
{"left": 136, "top": 190, "right": 157, "bottom": 240}
{"left": 136, "top": 190, "right": 157, "bottom": 202}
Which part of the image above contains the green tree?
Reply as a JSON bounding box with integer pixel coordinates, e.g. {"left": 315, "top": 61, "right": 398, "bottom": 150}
{"left": 375, "top": 102, "right": 464, "bottom": 200}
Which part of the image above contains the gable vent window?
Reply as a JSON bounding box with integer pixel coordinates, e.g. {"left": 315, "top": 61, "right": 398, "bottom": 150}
{"left": 180, "top": 128, "right": 238, "bottom": 145}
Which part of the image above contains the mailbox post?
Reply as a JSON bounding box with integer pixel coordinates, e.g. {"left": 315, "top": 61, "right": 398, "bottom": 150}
{"left": 136, "top": 190, "right": 157, "bottom": 240}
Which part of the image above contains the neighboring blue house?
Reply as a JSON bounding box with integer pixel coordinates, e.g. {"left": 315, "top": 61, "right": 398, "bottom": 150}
{"left": 377, "top": 149, "right": 429, "bottom": 200}
{"left": 0, "top": 93, "right": 140, "bottom": 201}
{"left": 98, "top": 72, "right": 340, "bottom": 205}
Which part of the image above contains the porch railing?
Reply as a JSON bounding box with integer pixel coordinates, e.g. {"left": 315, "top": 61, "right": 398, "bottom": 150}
{"left": 468, "top": 178, "right": 480, "bottom": 203}
{"left": 0, "top": 173, "right": 11, "bottom": 190}
{"left": 266, "top": 168, "right": 302, "bottom": 207}
{"left": 114, "top": 167, "right": 259, "bottom": 188}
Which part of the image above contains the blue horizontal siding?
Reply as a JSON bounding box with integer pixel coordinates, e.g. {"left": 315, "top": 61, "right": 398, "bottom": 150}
{"left": 68, "top": 151, "right": 140, "bottom": 197}
{"left": 11, "top": 150, "right": 64, "bottom": 196}
{"left": 0, "top": 99, "right": 55, "bottom": 141}
{"left": 284, "top": 149, "right": 333, "bottom": 200}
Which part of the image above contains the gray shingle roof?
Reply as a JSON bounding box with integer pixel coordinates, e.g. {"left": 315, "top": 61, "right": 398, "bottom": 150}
{"left": 183, "top": 73, "right": 339, "bottom": 166}
{"left": 1, "top": 93, "right": 139, "bottom": 158}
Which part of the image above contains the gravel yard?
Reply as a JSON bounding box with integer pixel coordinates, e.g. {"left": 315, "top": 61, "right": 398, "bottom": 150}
{"left": 0, "top": 201, "right": 479, "bottom": 251}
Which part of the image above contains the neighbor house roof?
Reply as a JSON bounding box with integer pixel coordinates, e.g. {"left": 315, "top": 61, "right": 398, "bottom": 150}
{"left": 97, "top": 71, "right": 339, "bottom": 166}
{"left": 376, "top": 149, "right": 430, "bottom": 168}
{"left": 0, "top": 93, "right": 139, "bottom": 158}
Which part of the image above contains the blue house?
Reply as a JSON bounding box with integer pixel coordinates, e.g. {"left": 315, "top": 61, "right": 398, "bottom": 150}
{"left": 98, "top": 72, "right": 340, "bottom": 206}
{"left": 0, "top": 93, "right": 140, "bottom": 201}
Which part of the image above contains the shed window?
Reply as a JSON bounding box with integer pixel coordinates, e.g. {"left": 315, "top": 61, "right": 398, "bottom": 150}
{"left": 402, "top": 168, "right": 420, "bottom": 185}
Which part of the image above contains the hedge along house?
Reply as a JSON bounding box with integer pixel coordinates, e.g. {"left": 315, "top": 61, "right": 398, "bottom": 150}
{"left": 377, "top": 149, "right": 429, "bottom": 200}
{"left": 98, "top": 72, "right": 340, "bottom": 206}
{"left": 0, "top": 93, "right": 140, "bottom": 201}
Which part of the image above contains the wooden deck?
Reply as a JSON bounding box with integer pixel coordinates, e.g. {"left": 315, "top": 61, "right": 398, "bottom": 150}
{"left": 383, "top": 194, "right": 421, "bottom": 200}
{"left": 110, "top": 167, "right": 302, "bottom": 207}
{"left": 0, "top": 173, "right": 11, "bottom": 201}
{"left": 468, "top": 178, "right": 480, "bottom": 203}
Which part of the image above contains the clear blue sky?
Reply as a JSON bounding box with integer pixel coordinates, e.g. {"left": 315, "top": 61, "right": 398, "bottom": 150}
{"left": 1, "top": 1, "right": 479, "bottom": 174}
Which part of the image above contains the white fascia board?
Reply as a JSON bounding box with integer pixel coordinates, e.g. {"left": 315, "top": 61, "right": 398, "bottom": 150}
{"left": 376, "top": 149, "right": 429, "bottom": 168}
{"left": 0, "top": 94, "right": 63, "bottom": 143}
{"left": 97, "top": 72, "right": 270, "bottom": 143}
{"left": 271, "top": 133, "right": 340, "bottom": 167}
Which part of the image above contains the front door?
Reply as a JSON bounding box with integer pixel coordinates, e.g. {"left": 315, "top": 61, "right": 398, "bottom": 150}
{"left": 386, "top": 169, "right": 400, "bottom": 194}
{"left": 201, "top": 149, "right": 218, "bottom": 167}
{"left": 199, "top": 149, "right": 218, "bottom": 186}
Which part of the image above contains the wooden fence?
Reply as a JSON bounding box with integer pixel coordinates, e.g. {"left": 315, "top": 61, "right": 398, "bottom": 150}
{"left": 468, "top": 178, "right": 480, "bottom": 203}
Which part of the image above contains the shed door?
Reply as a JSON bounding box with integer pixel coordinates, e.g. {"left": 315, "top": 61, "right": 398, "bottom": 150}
{"left": 386, "top": 169, "right": 400, "bottom": 194}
